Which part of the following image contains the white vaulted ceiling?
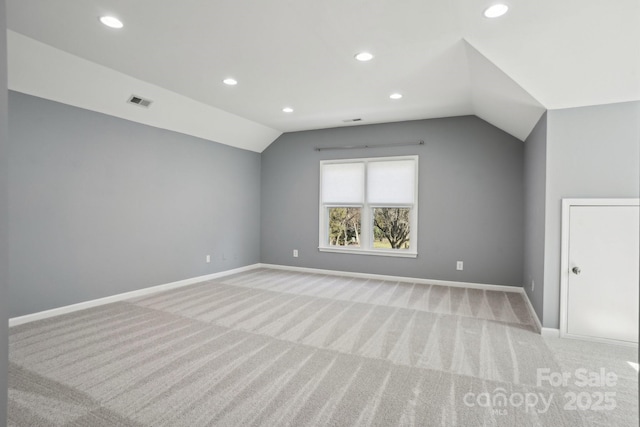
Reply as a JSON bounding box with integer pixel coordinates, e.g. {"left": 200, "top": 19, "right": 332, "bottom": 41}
{"left": 6, "top": 0, "right": 640, "bottom": 152}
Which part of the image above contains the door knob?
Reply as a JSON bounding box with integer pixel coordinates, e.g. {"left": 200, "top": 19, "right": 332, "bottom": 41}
{"left": 572, "top": 266, "right": 581, "bottom": 275}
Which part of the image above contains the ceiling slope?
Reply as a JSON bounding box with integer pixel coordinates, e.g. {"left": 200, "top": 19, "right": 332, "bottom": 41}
{"left": 6, "top": 1, "right": 639, "bottom": 150}
{"left": 7, "top": 31, "right": 282, "bottom": 153}
{"left": 464, "top": 40, "right": 545, "bottom": 141}
{"left": 8, "top": 30, "right": 544, "bottom": 148}
{"left": 457, "top": 0, "right": 640, "bottom": 109}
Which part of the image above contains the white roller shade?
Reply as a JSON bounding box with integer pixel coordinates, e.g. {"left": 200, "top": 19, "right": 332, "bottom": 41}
{"left": 367, "top": 159, "right": 416, "bottom": 204}
{"left": 321, "top": 162, "right": 364, "bottom": 204}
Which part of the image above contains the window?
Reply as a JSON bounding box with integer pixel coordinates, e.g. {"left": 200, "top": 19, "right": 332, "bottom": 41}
{"left": 319, "top": 155, "right": 418, "bottom": 257}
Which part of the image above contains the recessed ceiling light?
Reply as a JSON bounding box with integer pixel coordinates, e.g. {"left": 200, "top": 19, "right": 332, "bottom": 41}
{"left": 390, "top": 93, "right": 403, "bottom": 100}
{"left": 223, "top": 78, "right": 238, "bottom": 86}
{"left": 355, "top": 52, "right": 374, "bottom": 62}
{"left": 484, "top": 4, "right": 509, "bottom": 18}
{"left": 282, "top": 107, "right": 294, "bottom": 113}
{"left": 99, "top": 16, "right": 123, "bottom": 29}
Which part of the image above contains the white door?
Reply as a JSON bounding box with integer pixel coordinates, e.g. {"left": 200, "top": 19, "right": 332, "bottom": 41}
{"left": 565, "top": 204, "right": 639, "bottom": 343}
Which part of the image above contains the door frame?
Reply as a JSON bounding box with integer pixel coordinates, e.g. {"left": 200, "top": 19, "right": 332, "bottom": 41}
{"left": 560, "top": 198, "right": 639, "bottom": 346}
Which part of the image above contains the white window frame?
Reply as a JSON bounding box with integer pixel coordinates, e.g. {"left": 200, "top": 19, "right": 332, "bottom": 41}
{"left": 319, "top": 155, "right": 418, "bottom": 258}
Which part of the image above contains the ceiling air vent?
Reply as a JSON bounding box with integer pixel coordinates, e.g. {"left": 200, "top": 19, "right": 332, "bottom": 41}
{"left": 342, "top": 118, "right": 362, "bottom": 123}
{"left": 127, "top": 95, "right": 153, "bottom": 108}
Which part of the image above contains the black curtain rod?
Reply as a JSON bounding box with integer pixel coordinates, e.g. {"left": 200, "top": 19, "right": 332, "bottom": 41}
{"left": 314, "top": 140, "right": 424, "bottom": 152}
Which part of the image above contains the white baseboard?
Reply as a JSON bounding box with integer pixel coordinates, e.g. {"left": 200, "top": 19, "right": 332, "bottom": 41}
{"left": 259, "top": 264, "right": 549, "bottom": 333}
{"left": 540, "top": 320, "right": 636, "bottom": 347}
{"left": 520, "top": 289, "right": 542, "bottom": 333}
{"left": 558, "top": 331, "right": 637, "bottom": 347}
{"left": 9, "top": 263, "right": 544, "bottom": 334}
{"left": 258, "top": 263, "right": 523, "bottom": 293}
{"left": 9, "top": 264, "right": 261, "bottom": 327}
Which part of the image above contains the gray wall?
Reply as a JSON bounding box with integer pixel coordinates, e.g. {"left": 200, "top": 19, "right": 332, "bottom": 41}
{"left": 523, "top": 113, "right": 547, "bottom": 324}
{"left": 1, "top": 0, "right": 9, "bottom": 422}
{"left": 261, "top": 116, "right": 524, "bottom": 286}
{"left": 8, "top": 92, "right": 262, "bottom": 317}
{"left": 542, "top": 101, "right": 640, "bottom": 328}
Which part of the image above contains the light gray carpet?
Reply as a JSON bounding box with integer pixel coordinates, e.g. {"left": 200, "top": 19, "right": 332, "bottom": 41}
{"left": 9, "top": 268, "right": 638, "bottom": 426}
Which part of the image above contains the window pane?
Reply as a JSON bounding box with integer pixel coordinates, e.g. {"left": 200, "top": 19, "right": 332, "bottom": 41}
{"left": 328, "top": 207, "right": 361, "bottom": 247}
{"left": 367, "top": 160, "right": 415, "bottom": 204}
{"left": 322, "top": 162, "right": 364, "bottom": 204}
{"left": 373, "top": 208, "right": 411, "bottom": 249}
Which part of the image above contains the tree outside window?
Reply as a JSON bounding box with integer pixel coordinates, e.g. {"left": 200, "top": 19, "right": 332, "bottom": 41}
{"left": 328, "top": 207, "right": 361, "bottom": 246}
{"left": 373, "top": 207, "right": 410, "bottom": 249}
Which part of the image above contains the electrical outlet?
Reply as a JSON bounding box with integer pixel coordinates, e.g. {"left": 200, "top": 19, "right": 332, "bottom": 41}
{"left": 293, "top": 249, "right": 299, "bottom": 258}
{"left": 456, "top": 261, "right": 463, "bottom": 271}
{"left": 206, "top": 255, "right": 211, "bottom": 263}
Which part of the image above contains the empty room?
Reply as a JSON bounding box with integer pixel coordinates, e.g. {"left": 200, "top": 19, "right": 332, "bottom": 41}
{"left": 0, "top": 0, "right": 639, "bottom": 426}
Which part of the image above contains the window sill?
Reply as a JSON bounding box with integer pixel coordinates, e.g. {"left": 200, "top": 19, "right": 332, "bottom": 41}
{"left": 318, "top": 247, "right": 417, "bottom": 258}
